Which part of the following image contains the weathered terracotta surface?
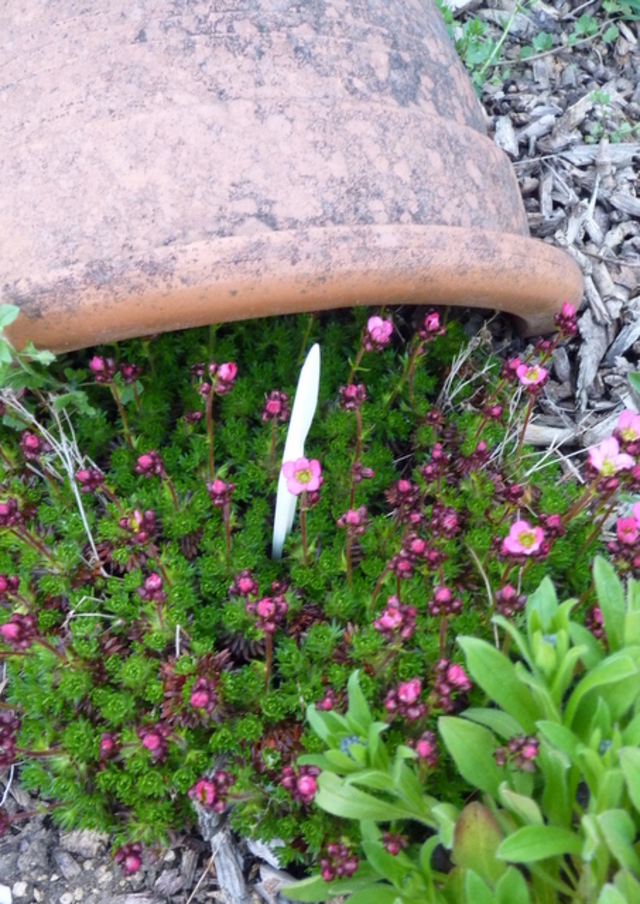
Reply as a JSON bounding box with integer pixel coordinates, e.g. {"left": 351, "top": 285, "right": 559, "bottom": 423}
{"left": 1, "top": 0, "right": 582, "bottom": 351}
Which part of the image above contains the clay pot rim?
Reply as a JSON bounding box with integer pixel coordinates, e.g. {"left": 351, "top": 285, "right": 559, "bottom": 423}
{"left": 6, "top": 223, "right": 583, "bottom": 353}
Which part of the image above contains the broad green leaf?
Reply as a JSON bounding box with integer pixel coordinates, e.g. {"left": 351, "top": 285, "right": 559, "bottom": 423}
{"left": 439, "top": 717, "right": 503, "bottom": 797}
{"left": 497, "top": 826, "right": 583, "bottom": 863}
{"left": 0, "top": 304, "right": 19, "bottom": 328}
{"left": 462, "top": 707, "right": 522, "bottom": 740}
{"left": 581, "top": 813, "right": 602, "bottom": 862}
{"left": 614, "top": 869, "right": 640, "bottom": 900}
{"left": 368, "top": 721, "right": 390, "bottom": 771}
{"left": 526, "top": 577, "right": 558, "bottom": 633}
{"left": 347, "top": 888, "right": 401, "bottom": 904}
{"left": 624, "top": 611, "right": 640, "bottom": 646}
{"left": 498, "top": 784, "right": 543, "bottom": 826}
{"left": 599, "top": 768, "right": 625, "bottom": 812}
{"left": 346, "top": 670, "right": 374, "bottom": 735}
{"left": 597, "top": 809, "right": 640, "bottom": 872}
{"left": 598, "top": 885, "right": 628, "bottom": 904}
{"left": 432, "top": 803, "right": 460, "bottom": 849}
{"left": 453, "top": 802, "right": 506, "bottom": 885}
{"left": 0, "top": 342, "right": 13, "bottom": 364}
{"left": 457, "top": 637, "right": 539, "bottom": 732}
{"left": 21, "top": 340, "right": 55, "bottom": 365}
{"left": 306, "top": 704, "right": 349, "bottom": 743}
{"left": 619, "top": 746, "right": 640, "bottom": 815}
{"left": 464, "top": 870, "right": 493, "bottom": 904}
{"left": 569, "top": 622, "right": 604, "bottom": 669}
{"left": 629, "top": 372, "right": 640, "bottom": 395}
{"left": 563, "top": 654, "right": 638, "bottom": 728}
{"left": 622, "top": 712, "right": 640, "bottom": 745}
{"left": 344, "top": 769, "right": 395, "bottom": 791}
{"left": 419, "top": 835, "right": 440, "bottom": 880}
{"left": 323, "top": 749, "right": 364, "bottom": 774}
{"left": 628, "top": 578, "right": 640, "bottom": 613}
{"left": 492, "top": 615, "right": 533, "bottom": 668}
{"left": 495, "top": 866, "right": 530, "bottom": 904}
{"left": 593, "top": 557, "right": 626, "bottom": 652}
{"left": 536, "top": 721, "right": 581, "bottom": 761}
{"left": 315, "top": 772, "right": 416, "bottom": 822}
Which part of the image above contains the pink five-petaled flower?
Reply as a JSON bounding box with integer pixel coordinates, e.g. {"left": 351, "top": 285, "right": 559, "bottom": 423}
{"left": 617, "top": 517, "right": 639, "bottom": 546}
{"left": 502, "top": 520, "right": 545, "bottom": 556}
{"left": 281, "top": 458, "right": 322, "bottom": 496}
{"left": 113, "top": 842, "right": 143, "bottom": 876}
{"left": 363, "top": 316, "right": 393, "bottom": 352}
{"left": 617, "top": 410, "right": 640, "bottom": 443}
{"left": 516, "top": 363, "right": 548, "bottom": 389}
{"left": 588, "top": 437, "right": 634, "bottom": 477}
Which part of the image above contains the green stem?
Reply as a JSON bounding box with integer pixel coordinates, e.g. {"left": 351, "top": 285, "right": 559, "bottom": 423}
{"left": 300, "top": 493, "right": 309, "bottom": 567}
{"left": 515, "top": 394, "right": 535, "bottom": 459}
{"left": 386, "top": 340, "right": 421, "bottom": 409}
{"left": 11, "top": 527, "right": 57, "bottom": 565}
{"left": 345, "top": 535, "right": 353, "bottom": 587}
{"left": 347, "top": 345, "right": 365, "bottom": 386}
{"left": 164, "top": 476, "right": 180, "bottom": 511}
{"left": 269, "top": 420, "right": 278, "bottom": 464}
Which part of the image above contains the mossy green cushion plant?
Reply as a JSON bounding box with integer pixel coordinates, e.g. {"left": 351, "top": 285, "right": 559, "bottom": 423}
{"left": 0, "top": 299, "right": 634, "bottom": 895}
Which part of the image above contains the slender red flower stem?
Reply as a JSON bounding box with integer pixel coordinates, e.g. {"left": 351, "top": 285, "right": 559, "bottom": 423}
{"left": 300, "top": 492, "right": 309, "bottom": 567}
{"left": 205, "top": 391, "right": 215, "bottom": 480}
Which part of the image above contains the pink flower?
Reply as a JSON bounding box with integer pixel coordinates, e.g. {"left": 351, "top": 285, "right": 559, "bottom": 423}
{"left": 261, "top": 390, "right": 290, "bottom": 423}
{"left": 363, "top": 316, "right": 393, "bottom": 352}
{"left": 617, "top": 410, "right": 640, "bottom": 443}
{"left": 446, "top": 664, "right": 471, "bottom": 691}
{"left": 516, "top": 363, "right": 548, "bottom": 388}
{"left": 633, "top": 502, "right": 640, "bottom": 524}
{"left": 588, "top": 437, "right": 634, "bottom": 476}
{"left": 397, "top": 678, "right": 421, "bottom": 705}
{"left": 554, "top": 301, "right": 578, "bottom": 337}
{"left": 617, "top": 517, "right": 639, "bottom": 546}
{"left": 281, "top": 457, "right": 322, "bottom": 495}
{"left": 188, "top": 771, "right": 233, "bottom": 813}
{"left": 114, "top": 842, "right": 143, "bottom": 876}
{"left": 502, "top": 520, "right": 545, "bottom": 556}
{"left": 216, "top": 362, "right": 237, "bottom": 394}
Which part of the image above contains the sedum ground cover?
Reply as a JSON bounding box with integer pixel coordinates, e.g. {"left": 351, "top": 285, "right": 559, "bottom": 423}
{"left": 2, "top": 304, "right": 640, "bottom": 902}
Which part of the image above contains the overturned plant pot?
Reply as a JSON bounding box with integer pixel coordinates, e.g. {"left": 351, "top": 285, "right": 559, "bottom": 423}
{"left": 1, "top": 0, "right": 582, "bottom": 352}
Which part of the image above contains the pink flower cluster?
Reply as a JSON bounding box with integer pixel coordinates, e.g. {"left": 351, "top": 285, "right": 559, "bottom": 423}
{"left": 553, "top": 301, "right": 577, "bottom": 337}
{"left": 188, "top": 770, "right": 234, "bottom": 812}
{"left": 89, "top": 356, "right": 116, "bottom": 384}
{"left": 336, "top": 506, "right": 368, "bottom": 537}
{"left": 0, "top": 613, "right": 36, "bottom": 651}
{"left": 280, "top": 764, "right": 321, "bottom": 805}
{"left": 99, "top": 732, "right": 120, "bottom": 763}
{"left": 0, "top": 710, "right": 20, "bottom": 770}
{"left": 418, "top": 310, "right": 445, "bottom": 342}
{"left": 420, "top": 442, "right": 450, "bottom": 483}
{"left": 206, "top": 478, "right": 235, "bottom": 507}
{"left": 381, "top": 832, "right": 409, "bottom": 856}
{"left": 320, "top": 842, "right": 359, "bottom": 882}
{"left": 119, "top": 509, "right": 156, "bottom": 544}
{"left": 408, "top": 730, "right": 438, "bottom": 768}
{"left": 362, "top": 316, "right": 393, "bottom": 352}
{"left": 585, "top": 605, "right": 604, "bottom": 640}
{"left": 316, "top": 687, "right": 337, "bottom": 711}
{"left": 245, "top": 595, "right": 289, "bottom": 634}
{"left": 134, "top": 450, "right": 165, "bottom": 478}
{"left": 189, "top": 677, "right": 219, "bottom": 714}
{"left": 0, "top": 498, "right": 21, "bottom": 528}
{"left": 427, "top": 585, "right": 462, "bottom": 617}
{"left": 137, "top": 722, "right": 171, "bottom": 762}
{"left": 494, "top": 585, "right": 526, "bottom": 618}
{"left": 229, "top": 569, "right": 259, "bottom": 598}
{"left": 137, "top": 573, "right": 166, "bottom": 603}
{"left": 501, "top": 520, "right": 546, "bottom": 558}
{"left": 76, "top": 468, "right": 104, "bottom": 494}
{"left": 373, "top": 596, "right": 417, "bottom": 641}
{"left": 113, "top": 842, "right": 143, "bottom": 876}
{"left": 20, "top": 431, "right": 49, "bottom": 461}
{"left": 494, "top": 735, "right": 539, "bottom": 772}
{"left": 431, "top": 659, "right": 471, "bottom": 713}
{"left": 261, "top": 390, "right": 290, "bottom": 423}
{"left": 351, "top": 461, "right": 375, "bottom": 484}
{"left": 339, "top": 383, "right": 367, "bottom": 411}
{"left": 384, "top": 678, "right": 426, "bottom": 722}
{"left": 194, "top": 361, "right": 238, "bottom": 396}
{"left": 0, "top": 574, "right": 19, "bottom": 600}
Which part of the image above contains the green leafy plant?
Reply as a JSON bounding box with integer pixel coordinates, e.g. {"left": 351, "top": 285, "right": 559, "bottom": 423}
{"left": 284, "top": 558, "right": 640, "bottom": 902}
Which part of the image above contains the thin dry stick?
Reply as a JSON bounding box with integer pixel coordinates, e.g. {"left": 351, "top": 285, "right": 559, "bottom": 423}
{"left": 185, "top": 855, "right": 215, "bottom": 904}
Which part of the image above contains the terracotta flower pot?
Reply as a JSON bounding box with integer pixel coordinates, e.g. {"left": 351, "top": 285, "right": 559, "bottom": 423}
{"left": 2, "top": 0, "right": 582, "bottom": 352}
